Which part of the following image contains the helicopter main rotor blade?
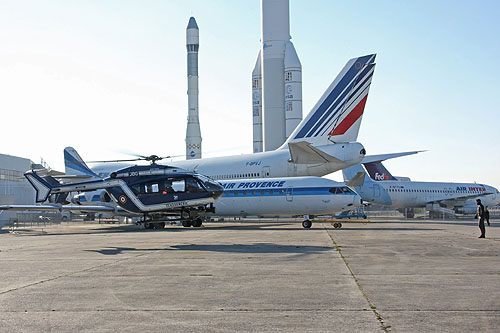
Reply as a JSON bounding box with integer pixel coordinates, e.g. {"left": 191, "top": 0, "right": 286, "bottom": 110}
{"left": 86, "top": 158, "right": 142, "bottom": 163}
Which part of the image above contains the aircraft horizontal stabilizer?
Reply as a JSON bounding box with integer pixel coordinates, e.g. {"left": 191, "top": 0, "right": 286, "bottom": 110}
{"left": 0, "top": 204, "right": 127, "bottom": 214}
{"left": 288, "top": 141, "right": 343, "bottom": 164}
{"left": 362, "top": 151, "right": 425, "bottom": 164}
{"left": 346, "top": 172, "right": 365, "bottom": 187}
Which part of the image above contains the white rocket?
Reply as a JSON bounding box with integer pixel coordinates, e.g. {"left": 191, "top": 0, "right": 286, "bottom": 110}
{"left": 186, "top": 17, "right": 202, "bottom": 160}
{"left": 252, "top": 0, "right": 302, "bottom": 153}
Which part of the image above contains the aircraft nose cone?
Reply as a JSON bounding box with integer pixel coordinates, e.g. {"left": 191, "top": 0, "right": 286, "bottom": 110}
{"left": 354, "top": 194, "right": 362, "bottom": 207}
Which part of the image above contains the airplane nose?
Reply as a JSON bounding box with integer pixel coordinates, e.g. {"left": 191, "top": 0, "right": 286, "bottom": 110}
{"left": 354, "top": 194, "right": 362, "bottom": 207}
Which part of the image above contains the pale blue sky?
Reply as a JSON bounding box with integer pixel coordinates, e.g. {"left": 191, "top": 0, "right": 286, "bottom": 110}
{"left": 0, "top": 0, "right": 499, "bottom": 185}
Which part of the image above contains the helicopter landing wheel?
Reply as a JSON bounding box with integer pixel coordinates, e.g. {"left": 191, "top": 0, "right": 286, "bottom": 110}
{"left": 191, "top": 218, "right": 203, "bottom": 228}
{"left": 154, "top": 222, "right": 165, "bottom": 229}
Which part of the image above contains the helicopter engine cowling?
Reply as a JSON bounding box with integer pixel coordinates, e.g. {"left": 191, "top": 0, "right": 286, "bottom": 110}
{"left": 100, "top": 191, "right": 112, "bottom": 203}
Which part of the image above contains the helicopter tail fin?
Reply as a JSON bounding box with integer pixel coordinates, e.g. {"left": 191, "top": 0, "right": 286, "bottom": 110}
{"left": 24, "top": 171, "right": 59, "bottom": 203}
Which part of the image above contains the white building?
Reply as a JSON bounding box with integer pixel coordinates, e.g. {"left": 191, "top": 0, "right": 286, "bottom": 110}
{"left": 0, "top": 153, "right": 35, "bottom": 227}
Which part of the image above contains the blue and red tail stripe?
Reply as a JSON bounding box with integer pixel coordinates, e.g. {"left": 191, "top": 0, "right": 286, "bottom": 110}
{"left": 293, "top": 54, "right": 376, "bottom": 140}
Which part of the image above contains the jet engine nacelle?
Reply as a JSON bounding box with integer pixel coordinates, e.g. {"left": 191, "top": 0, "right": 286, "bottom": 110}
{"left": 47, "top": 193, "right": 69, "bottom": 204}
{"left": 454, "top": 206, "right": 477, "bottom": 215}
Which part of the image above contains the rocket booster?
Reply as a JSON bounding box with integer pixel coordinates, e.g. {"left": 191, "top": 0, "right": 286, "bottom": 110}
{"left": 186, "top": 17, "right": 202, "bottom": 160}
{"left": 253, "top": 0, "right": 302, "bottom": 152}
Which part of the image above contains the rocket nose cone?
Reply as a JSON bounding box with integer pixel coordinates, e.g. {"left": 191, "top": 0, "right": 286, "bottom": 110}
{"left": 187, "top": 17, "right": 198, "bottom": 30}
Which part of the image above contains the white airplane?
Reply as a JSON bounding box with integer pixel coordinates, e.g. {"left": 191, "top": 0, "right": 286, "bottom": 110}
{"left": 343, "top": 162, "right": 500, "bottom": 218}
{"left": 78, "top": 54, "right": 379, "bottom": 180}
{"left": 214, "top": 177, "right": 362, "bottom": 228}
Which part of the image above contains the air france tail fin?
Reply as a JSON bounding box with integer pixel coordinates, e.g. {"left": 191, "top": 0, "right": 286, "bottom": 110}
{"left": 64, "top": 147, "right": 99, "bottom": 178}
{"left": 363, "top": 162, "right": 397, "bottom": 181}
{"left": 284, "top": 54, "right": 376, "bottom": 147}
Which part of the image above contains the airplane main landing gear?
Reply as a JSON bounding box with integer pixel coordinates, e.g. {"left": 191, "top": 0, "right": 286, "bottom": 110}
{"left": 302, "top": 220, "right": 312, "bottom": 229}
{"left": 332, "top": 222, "right": 342, "bottom": 229}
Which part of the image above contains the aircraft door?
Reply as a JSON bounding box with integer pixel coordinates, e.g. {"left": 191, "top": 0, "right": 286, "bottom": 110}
{"left": 373, "top": 184, "right": 381, "bottom": 198}
{"left": 286, "top": 186, "right": 293, "bottom": 202}
{"left": 262, "top": 166, "right": 271, "bottom": 178}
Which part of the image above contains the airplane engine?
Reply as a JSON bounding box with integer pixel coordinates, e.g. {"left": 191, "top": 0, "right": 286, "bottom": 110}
{"left": 47, "top": 194, "right": 58, "bottom": 203}
{"left": 71, "top": 193, "right": 85, "bottom": 205}
{"left": 454, "top": 206, "right": 477, "bottom": 215}
{"left": 48, "top": 193, "right": 69, "bottom": 205}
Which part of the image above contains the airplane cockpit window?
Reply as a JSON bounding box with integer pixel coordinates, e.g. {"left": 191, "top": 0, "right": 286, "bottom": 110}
{"left": 329, "top": 187, "right": 343, "bottom": 194}
{"left": 329, "top": 187, "right": 354, "bottom": 194}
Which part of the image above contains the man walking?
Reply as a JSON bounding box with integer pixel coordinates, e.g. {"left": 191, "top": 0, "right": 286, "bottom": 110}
{"left": 476, "top": 199, "right": 486, "bottom": 238}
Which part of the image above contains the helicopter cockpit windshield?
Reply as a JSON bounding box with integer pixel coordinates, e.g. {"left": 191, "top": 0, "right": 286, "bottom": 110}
{"left": 195, "top": 174, "right": 223, "bottom": 196}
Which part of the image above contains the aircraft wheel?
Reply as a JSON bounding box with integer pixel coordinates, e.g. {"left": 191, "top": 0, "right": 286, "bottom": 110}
{"left": 192, "top": 218, "right": 203, "bottom": 228}
{"left": 144, "top": 222, "right": 152, "bottom": 229}
{"left": 302, "top": 220, "right": 312, "bottom": 229}
{"left": 182, "top": 220, "right": 192, "bottom": 227}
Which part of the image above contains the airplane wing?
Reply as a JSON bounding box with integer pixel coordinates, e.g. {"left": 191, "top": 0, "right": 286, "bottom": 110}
{"left": 362, "top": 151, "right": 425, "bottom": 164}
{"left": 288, "top": 141, "right": 343, "bottom": 164}
{"left": 0, "top": 205, "right": 67, "bottom": 212}
{"left": 429, "top": 191, "right": 495, "bottom": 206}
{"left": 0, "top": 204, "right": 132, "bottom": 215}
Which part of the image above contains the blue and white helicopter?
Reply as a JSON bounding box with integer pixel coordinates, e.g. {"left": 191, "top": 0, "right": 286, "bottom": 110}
{"left": 24, "top": 163, "right": 224, "bottom": 229}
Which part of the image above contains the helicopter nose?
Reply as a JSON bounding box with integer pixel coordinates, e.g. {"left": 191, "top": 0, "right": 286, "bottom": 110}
{"left": 212, "top": 183, "right": 224, "bottom": 200}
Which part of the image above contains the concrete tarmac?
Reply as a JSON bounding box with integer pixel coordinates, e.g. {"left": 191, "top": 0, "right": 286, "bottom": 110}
{"left": 0, "top": 217, "right": 499, "bottom": 332}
